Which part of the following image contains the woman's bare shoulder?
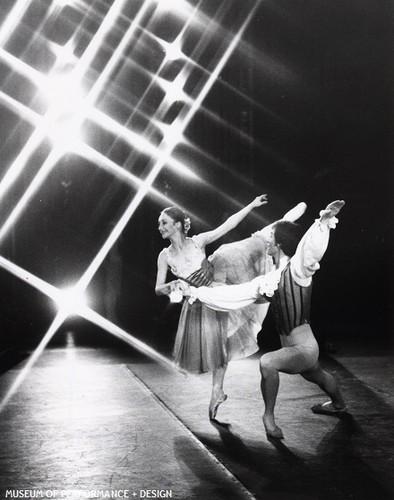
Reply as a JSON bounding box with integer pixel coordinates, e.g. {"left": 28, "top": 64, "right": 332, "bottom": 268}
{"left": 158, "top": 247, "right": 170, "bottom": 262}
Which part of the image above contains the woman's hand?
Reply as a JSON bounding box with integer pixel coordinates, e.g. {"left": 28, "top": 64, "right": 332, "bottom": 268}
{"left": 169, "top": 279, "right": 186, "bottom": 294}
{"left": 250, "top": 194, "right": 268, "bottom": 208}
{"left": 169, "top": 280, "right": 184, "bottom": 302}
{"left": 319, "top": 200, "right": 345, "bottom": 227}
{"left": 194, "top": 193, "right": 268, "bottom": 248}
{"left": 177, "top": 281, "right": 191, "bottom": 296}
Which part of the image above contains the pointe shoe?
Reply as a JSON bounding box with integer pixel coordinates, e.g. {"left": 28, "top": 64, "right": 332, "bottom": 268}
{"left": 209, "top": 390, "right": 227, "bottom": 420}
{"left": 265, "top": 427, "right": 284, "bottom": 440}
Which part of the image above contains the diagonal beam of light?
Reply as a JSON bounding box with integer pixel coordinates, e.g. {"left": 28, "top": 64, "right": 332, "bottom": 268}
{"left": 0, "top": 254, "right": 60, "bottom": 299}
{"left": 0, "top": 304, "right": 178, "bottom": 415}
{"left": 179, "top": 2, "right": 263, "bottom": 140}
{"left": 74, "top": 0, "right": 263, "bottom": 293}
{"left": 0, "top": 310, "right": 68, "bottom": 413}
{"left": 0, "top": 148, "right": 63, "bottom": 242}
{"left": 0, "top": 87, "right": 200, "bottom": 241}
{"left": 84, "top": 0, "right": 154, "bottom": 105}
{"left": 0, "top": 89, "right": 40, "bottom": 125}
{"left": 0, "top": 254, "right": 180, "bottom": 413}
{"left": 0, "top": 86, "right": 194, "bottom": 212}
{"left": 0, "top": 0, "right": 262, "bottom": 410}
{"left": 78, "top": 142, "right": 183, "bottom": 207}
{"left": 0, "top": 0, "right": 33, "bottom": 48}
{"left": 0, "top": 0, "right": 195, "bottom": 236}
{"left": 72, "top": 0, "right": 129, "bottom": 86}
{"left": 0, "top": 52, "right": 50, "bottom": 203}
{"left": 79, "top": 307, "right": 177, "bottom": 371}
{"left": 0, "top": 0, "right": 134, "bottom": 241}
{"left": 89, "top": 107, "right": 199, "bottom": 180}
{"left": 120, "top": 0, "right": 202, "bottom": 131}
{"left": 0, "top": 0, "right": 262, "bottom": 253}
{"left": 0, "top": 0, "right": 128, "bottom": 179}
{"left": 0, "top": 47, "right": 46, "bottom": 87}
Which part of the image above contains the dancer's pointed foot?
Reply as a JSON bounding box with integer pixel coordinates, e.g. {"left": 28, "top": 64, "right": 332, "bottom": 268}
{"left": 283, "top": 202, "right": 307, "bottom": 222}
{"left": 263, "top": 415, "right": 284, "bottom": 440}
{"left": 311, "top": 401, "right": 347, "bottom": 415}
{"left": 210, "top": 419, "right": 231, "bottom": 429}
{"left": 209, "top": 390, "right": 227, "bottom": 420}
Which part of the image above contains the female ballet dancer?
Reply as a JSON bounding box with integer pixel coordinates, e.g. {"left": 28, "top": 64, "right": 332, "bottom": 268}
{"left": 155, "top": 196, "right": 306, "bottom": 419}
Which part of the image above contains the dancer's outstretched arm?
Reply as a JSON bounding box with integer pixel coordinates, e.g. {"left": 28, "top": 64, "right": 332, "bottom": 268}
{"left": 194, "top": 194, "right": 268, "bottom": 247}
{"left": 179, "top": 266, "right": 282, "bottom": 312}
{"left": 282, "top": 202, "right": 308, "bottom": 222}
{"left": 291, "top": 200, "right": 345, "bottom": 286}
{"left": 179, "top": 278, "right": 263, "bottom": 311}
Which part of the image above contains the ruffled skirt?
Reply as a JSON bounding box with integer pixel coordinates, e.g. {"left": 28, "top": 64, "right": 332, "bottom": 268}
{"left": 173, "top": 300, "right": 228, "bottom": 373}
{"left": 210, "top": 232, "right": 272, "bottom": 360}
{"left": 173, "top": 233, "right": 272, "bottom": 372}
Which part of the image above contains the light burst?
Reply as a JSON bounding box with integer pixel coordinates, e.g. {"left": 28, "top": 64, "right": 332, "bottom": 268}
{"left": 0, "top": 0, "right": 263, "bottom": 410}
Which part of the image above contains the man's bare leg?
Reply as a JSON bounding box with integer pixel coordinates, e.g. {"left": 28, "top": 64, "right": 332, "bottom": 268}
{"left": 301, "top": 363, "right": 347, "bottom": 414}
{"left": 260, "top": 357, "right": 284, "bottom": 439}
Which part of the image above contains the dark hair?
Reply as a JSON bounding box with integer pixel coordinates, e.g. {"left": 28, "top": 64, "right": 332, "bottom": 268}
{"left": 161, "top": 207, "right": 190, "bottom": 234}
{"left": 273, "top": 221, "right": 303, "bottom": 257}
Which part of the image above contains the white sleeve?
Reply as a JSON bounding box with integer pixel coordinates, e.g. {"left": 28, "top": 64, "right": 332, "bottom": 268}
{"left": 291, "top": 216, "right": 338, "bottom": 286}
{"left": 188, "top": 268, "right": 283, "bottom": 311}
{"left": 189, "top": 280, "right": 261, "bottom": 311}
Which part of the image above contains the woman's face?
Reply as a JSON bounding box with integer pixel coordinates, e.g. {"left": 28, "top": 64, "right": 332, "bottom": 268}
{"left": 158, "top": 212, "right": 179, "bottom": 239}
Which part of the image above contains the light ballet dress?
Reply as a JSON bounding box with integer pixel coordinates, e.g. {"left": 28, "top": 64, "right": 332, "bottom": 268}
{"left": 166, "top": 232, "right": 272, "bottom": 373}
{"left": 208, "top": 228, "right": 272, "bottom": 359}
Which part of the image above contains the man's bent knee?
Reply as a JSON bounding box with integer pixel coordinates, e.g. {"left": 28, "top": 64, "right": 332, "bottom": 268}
{"left": 259, "top": 355, "right": 278, "bottom": 374}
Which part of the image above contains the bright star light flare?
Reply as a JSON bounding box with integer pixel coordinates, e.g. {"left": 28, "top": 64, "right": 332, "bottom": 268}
{"left": 0, "top": 255, "right": 181, "bottom": 414}
{"left": 0, "top": 0, "right": 263, "bottom": 410}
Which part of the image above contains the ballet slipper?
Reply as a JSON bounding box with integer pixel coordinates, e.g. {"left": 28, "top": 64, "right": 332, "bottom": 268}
{"left": 263, "top": 416, "right": 284, "bottom": 440}
{"left": 209, "top": 390, "right": 227, "bottom": 420}
{"left": 311, "top": 401, "right": 347, "bottom": 415}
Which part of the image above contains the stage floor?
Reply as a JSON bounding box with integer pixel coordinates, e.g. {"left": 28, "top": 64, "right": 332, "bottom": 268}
{"left": 0, "top": 337, "right": 393, "bottom": 499}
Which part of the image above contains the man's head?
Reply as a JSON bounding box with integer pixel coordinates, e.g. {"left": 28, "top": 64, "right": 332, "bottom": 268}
{"left": 268, "top": 221, "right": 303, "bottom": 262}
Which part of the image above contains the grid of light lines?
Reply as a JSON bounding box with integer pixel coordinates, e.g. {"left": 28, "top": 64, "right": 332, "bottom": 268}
{"left": 0, "top": 0, "right": 262, "bottom": 409}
